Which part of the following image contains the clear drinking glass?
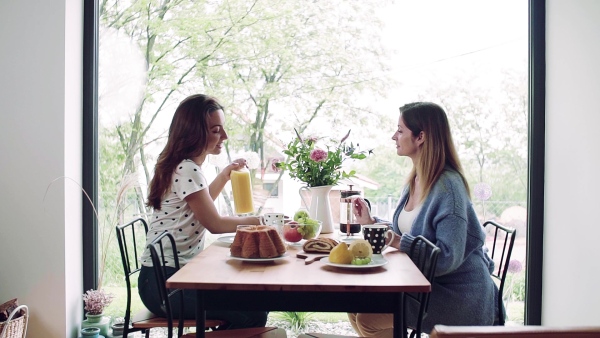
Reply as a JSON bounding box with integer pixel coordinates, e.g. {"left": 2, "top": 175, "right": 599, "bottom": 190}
{"left": 230, "top": 168, "right": 255, "bottom": 215}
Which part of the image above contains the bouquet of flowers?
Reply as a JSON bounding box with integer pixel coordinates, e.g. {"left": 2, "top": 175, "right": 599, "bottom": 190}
{"left": 276, "top": 129, "right": 370, "bottom": 187}
{"left": 82, "top": 289, "right": 114, "bottom": 315}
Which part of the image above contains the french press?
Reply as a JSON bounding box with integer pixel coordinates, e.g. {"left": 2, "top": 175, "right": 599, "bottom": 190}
{"left": 339, "top": 185, "right": 370, "bottom": 236}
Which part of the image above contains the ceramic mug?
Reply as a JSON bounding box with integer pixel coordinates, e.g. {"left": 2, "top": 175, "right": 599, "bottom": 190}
{"left": 363, "top": 223, "right": 396, "bottom": 254}
{"left": 261, "top": 212, "right": 285, "bottom": 237}
{"left": 262, "top": 213, "right": 285, "bottom": 227}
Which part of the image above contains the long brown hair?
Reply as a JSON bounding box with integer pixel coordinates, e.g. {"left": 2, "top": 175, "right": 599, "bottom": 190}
{"left": 146, "top": 94, "right": 224, "bottom": 209}
{"left": 400, "top": 102, "right": 470, "bottom": 202}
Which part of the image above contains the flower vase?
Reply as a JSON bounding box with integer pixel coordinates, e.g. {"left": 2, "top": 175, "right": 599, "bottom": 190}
{"left": 82, "top": 312, "right": 110, "bottom": 337}
{"left": 299, "top": 185, "right": 334, "bottom": 233}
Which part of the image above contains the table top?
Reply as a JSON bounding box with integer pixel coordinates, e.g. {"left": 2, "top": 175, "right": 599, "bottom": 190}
{"left": 167, "top": 235, "right": 431, "bottom": 294}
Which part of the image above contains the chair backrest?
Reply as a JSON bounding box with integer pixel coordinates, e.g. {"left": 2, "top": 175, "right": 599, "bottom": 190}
{"left": 482, "top": 220, "right": 516, "bottom": 325}
{"left": 430, "top": 324, "right": 600, "bottom": 338}
{"left": 115, "top": 217, "right": 149, "bottom": 336}
{"left": 147, "top": 231, "right": 185, "bottom": 338}
{"left": 406, "top": 235, "right": 441, "bottom": 338}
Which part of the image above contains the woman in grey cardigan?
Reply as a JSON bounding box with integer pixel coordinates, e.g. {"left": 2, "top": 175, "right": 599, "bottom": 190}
{"left": 349, "top": 102, "right": 499, "bottom": 337}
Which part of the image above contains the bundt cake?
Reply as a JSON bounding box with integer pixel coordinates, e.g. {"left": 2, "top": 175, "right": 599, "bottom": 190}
{"left": 230, "top": 225, "right": 286, "bottom": 258}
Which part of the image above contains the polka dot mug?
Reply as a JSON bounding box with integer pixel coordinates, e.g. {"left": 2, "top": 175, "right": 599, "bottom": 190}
{"left": 363, "top": 223, "right": 396, "bottom": 254}
{"left": 261, "top": 212, "right": 285, "bottom": 238}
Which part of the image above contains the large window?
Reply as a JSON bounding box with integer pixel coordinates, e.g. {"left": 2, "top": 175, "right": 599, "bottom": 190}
{"left": 85, "top": 0, "right": 541, "bottom": 327}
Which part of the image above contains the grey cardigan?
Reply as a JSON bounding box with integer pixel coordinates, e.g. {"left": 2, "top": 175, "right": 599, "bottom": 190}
{"left": 380, "top": 168, "right": 498, "bottom": 332}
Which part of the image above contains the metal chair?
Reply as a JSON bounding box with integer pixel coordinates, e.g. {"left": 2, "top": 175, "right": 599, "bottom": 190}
{"left": 482, "top": 221, "right": 516, "bottom": 326}
{"left": 405, "top": 235, "right": 441, "bottom": 338}
{"left": 116, "top": 218, "right": 224, "bottom": 338}
{"left": 147, "top": 231, "right": 286, "bottom": 338}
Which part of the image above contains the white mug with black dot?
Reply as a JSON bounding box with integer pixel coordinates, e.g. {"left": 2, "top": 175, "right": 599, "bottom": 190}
{"left": 261, "top": 212, "right": 285, "bottom": 237}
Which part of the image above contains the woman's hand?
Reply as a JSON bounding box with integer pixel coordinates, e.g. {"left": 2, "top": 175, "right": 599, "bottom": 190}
{"left": 208, "top": 158, "right": 247, "bottom": 201}
{"left": 387, "top": 232, "right": 402, "bottom": 250}
{"left": 221, "top": 158, "right": 247, "bottom": 180}
{"left": 352, "top": 197, "right": 375, "bottom": 225}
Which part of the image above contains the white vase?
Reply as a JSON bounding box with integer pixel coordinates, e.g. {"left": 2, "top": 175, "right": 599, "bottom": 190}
{"left": 299, "top": 185, "right": 334, "bottom": 233}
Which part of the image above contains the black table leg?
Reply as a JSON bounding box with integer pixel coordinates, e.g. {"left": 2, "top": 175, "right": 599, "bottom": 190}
{"left": 196, "top": 290, "right": 206, "bottom": 338}
{"left": 393, "top": 292, "right": 406, "bottom": 338}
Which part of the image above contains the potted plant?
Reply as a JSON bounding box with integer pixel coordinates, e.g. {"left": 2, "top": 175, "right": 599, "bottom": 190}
{"left": 81, "top": 289, "right": 114, "bottom": 337}
{"left": 276, "top": 129, "right": 371, "bottom": 233}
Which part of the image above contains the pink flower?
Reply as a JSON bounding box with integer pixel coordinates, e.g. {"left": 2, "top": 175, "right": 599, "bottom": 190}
{"left": 310, "top": 149, "right": 328, "bottom": 162}
{"left": 83, "top": 289, "right": 114, "bottom": 315}
{"left": 474, "top": 182, "right": 492, "bottom": 201}
{"left": 508, "top": 259, "right": 523, "bottom": 274}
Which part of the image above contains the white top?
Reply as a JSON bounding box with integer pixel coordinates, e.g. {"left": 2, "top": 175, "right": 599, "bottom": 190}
{"left": 141, "top": 159, "right": 208, "bottom": 267}
{"left": 396, "top": 202, "right": 423, "bottom": 235}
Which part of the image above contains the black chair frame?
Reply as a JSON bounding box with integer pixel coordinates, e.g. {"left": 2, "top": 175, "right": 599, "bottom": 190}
{"left": 405, "top": 235, "right": 441, "bottom": 338}
{"left": 482, "top": 220, "right": 516, "bottom": 326}
{"left": 147, "top": 231, "right": 186, "bottom": 338}
{"left": 116, "top": 217, "right": 150, "bottom": 338}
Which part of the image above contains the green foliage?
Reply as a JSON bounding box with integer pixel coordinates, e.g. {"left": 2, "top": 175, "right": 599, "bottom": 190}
{"left": 97, "top": 0, "right": 528, "bottom": 323}
{"left": 98, "top": 126, "right": 145, "bottom": 287}
{"left": 506, "top": 301, "right": 524, "bottom": 324}
{"left": 358, "top": 63, "right": 528, "bottom": 208}
{"left": 357, "top": 146, "right": 413, "bottom": 200}
{"left": 505, "top": 271, "right": 526, "bottom": 302}
{"left": 271, "top": 312, "right": 315, "bottom": 331}
{"left": 102, "top": 286, "right": 145, "bottom": 321}
{"left": 97, "top": 0, "right": 394, "bottom": 312}
{"left": 276, "top": 129, "right": 370, "bottom": 187}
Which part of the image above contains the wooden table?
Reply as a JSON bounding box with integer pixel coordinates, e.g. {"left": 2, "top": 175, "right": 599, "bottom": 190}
{"left": 166, "top": 237, "right": 430, "bottom": 338}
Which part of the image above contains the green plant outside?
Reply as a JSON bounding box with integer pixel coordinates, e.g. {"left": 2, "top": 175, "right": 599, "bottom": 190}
{"left": 102, "top": 286, "right": 144, "bottom": 321}
{"left": 505, "top": 271, "right": 526, "bottom": 302}
{"left": 271, "top": 312, "right": 315, "bottom": 331}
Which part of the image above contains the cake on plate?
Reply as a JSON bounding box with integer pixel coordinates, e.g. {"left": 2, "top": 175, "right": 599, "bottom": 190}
{"left": 230, "top": 225, "right": 286, "bottom": 258}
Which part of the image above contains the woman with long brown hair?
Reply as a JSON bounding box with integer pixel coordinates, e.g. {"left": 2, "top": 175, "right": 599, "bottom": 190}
{"left": 138, "top": 94, "right": 268, "bottom": 330}
{"left": 350, "top": 102, "right": 498, "bottom": 337}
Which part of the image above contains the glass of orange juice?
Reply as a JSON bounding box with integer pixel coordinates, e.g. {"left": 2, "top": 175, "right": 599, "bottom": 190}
{"left": 230, "top": 168, "right": 255, "bottom": 215}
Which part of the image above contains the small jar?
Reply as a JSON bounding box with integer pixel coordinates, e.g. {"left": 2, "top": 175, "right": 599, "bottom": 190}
{"left": 81, "top": 327, "right": 101, "bottom": 338}
{"left": 111, "top": 322, "right": 125, "bottom": 337}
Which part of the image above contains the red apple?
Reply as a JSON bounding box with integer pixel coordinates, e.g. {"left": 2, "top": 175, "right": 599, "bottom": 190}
{"left": 283, "top": 223, "right": 302, "bottom": 242}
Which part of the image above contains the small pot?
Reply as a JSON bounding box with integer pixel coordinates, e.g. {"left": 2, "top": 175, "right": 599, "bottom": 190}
{"left": 81, "top": 327, "right": 101, "bottom": 338}
{"left": 85, "top": 312, "right": 104, "bottom": 323}
{"left": 111, "top": 322, "right": 125, "bottom": 336}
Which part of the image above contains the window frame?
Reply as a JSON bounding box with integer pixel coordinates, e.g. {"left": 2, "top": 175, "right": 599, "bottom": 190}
{"left": 83, "top": 0, "right": 99, "bottom": 293}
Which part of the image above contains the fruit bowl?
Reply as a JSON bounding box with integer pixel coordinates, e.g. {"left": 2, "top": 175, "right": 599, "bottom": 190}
{"left": 282, "top": 221, "right": 322, "bottom": 244}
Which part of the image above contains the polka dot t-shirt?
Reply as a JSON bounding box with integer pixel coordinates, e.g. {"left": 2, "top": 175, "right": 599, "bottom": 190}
{"left": 141, "top": 159, "right": 208, "bottom": 267}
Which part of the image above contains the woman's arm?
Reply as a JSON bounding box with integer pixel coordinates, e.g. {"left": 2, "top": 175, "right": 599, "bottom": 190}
{"left": 208, "top": 159, "right": 246, "bottom": 201}
{"left": 185, "top": 187, "right": 260, "bottom": 234}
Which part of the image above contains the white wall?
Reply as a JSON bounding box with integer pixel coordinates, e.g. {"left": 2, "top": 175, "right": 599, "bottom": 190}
{"left": 0, "top": 0, "right": 83, "bottom": 337}
{"left": 544, "top": 0, "right": 600, "bottom": 325}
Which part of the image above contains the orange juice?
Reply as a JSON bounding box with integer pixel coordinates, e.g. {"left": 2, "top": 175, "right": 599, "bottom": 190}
{"left": 230, "top": 169, "right": 254, "bottom": 214}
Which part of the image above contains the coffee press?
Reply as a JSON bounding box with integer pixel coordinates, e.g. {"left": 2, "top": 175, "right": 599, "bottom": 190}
{"left": 339, "top": 185, "right": 370, "bottom": 237}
